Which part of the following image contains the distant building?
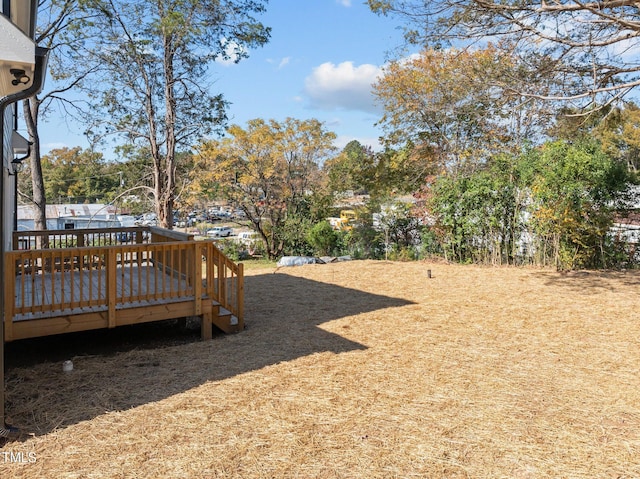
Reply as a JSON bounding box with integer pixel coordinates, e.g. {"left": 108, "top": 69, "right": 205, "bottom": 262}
{"left": 17, "top": 203, "right": 120, "bottom": 230}
{"left": 612, "top": 185, "right": 640, "bottom": 246}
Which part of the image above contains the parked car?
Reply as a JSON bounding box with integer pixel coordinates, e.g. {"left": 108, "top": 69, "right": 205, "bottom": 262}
{"left": 232, "top": 209, "right": 247, "bottom": 219}
{"left": 207, "top": 226, "right": 233, "bottom": 237}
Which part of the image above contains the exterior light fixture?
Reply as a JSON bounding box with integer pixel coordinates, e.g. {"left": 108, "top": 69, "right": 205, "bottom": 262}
{"left": 10, "top": 130, "right": 31, "bottom": 175}
{"left": 10, "top": 68, "right": 30, "bottom": 86}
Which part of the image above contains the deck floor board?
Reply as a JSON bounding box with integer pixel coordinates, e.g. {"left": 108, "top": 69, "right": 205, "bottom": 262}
{"left": 13, "top": 265, "right": 192, "bottom": 321}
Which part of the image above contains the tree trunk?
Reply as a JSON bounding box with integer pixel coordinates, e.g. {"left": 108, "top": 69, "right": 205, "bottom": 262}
{"left": 159, "top": 32, "right": 176, "bottom": 230}
{"left": 22, "top": 98, "right": 48, "bottom": 232}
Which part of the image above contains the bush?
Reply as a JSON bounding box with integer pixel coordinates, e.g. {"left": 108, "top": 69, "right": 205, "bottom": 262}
{"left": 216, "top": 239, "right": 241, "bottom": 261}
{"left": 388, "top": 246, "right": 419, "bottom": 261}
{"left": 307, "top": 221, "right": 339, "bottom": 256}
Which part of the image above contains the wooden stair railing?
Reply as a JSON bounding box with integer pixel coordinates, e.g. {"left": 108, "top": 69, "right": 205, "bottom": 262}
{"left": 201, "top": 241, "right": 244, "bottom": 337}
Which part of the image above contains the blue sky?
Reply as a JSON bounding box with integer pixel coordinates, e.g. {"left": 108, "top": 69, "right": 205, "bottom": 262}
{"left": 37, "top": 0, "right": 410, "bottom": 157}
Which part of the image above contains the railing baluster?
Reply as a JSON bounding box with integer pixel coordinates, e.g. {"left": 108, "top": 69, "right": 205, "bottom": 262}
{"left": 129, "top": 248, "right": 134, "bottom": 301}
{"left": 159, "top": 244, "right": 165, "bottom": 300}
{"left": 193, "top": 243, "right": 201, "bottom": 316}
{"left": 38, "top": 251, "right": 45, "bottom": 312}
{"left": 145, "top": 248, "right": 150, "bottom": 302}
{"left": 88, "top": 252, "right": 93, "bottom": 307}
{"left": 46, "top": 250, "right": 53, "bottom": 313}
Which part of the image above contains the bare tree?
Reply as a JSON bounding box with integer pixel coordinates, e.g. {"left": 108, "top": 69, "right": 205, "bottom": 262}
{"left": 73, "top": 0, "right": 270, "bottom": 228}
{"left": 368, "top": 0, "right": 640, "bottom": 109}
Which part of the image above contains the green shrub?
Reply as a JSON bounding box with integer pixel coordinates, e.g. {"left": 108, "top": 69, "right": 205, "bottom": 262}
{"left": 307, "top": 221, "right": 339, "bottom": 256}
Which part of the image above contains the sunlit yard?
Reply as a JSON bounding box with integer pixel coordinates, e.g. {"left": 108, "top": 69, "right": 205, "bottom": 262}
{"left": 2, "top": 260, "right": 639, "bottom": 478}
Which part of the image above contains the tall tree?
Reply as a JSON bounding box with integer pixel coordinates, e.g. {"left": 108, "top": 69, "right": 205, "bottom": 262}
{"left": 323, "top": 140, "right": 372, "bottom": 195}
{"left": 368, "top": 0, "right": 640, "bottom": 109}
{"left": 75, "top": 0, "right": 270, "bottom": 228}
{"left": 423, "top": 155, "right": 524, "bottom": 265}
{"left": 521, "top": 140, "right": 633, "bottom": 269}
{"left": 594, "top": 104, "right": 640, "bottom": 174}
{"left": 373, "top": 47, "right": 549, "bottom": 177}
{"left": 547, "top": 103, "right": 640, "bottom": 175}
{"left": 37, "top": 147, "right": 117, "bottom": 203}
{"left": 196, "top": 118, "right": 336, "bottom": 259}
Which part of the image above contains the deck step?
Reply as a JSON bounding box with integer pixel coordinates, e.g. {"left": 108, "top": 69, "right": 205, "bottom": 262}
{"left": 209, "top": 302, "right": 241, "bottom": 334}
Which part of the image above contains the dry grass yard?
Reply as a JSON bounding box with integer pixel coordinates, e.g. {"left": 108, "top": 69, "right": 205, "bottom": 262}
{"left": 1, "top": 260, "right": 640, "bottom": 478}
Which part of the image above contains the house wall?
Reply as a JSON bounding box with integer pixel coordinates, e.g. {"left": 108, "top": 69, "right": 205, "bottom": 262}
{"left": 1, "top": 0, "right": 39, "bottom": 437}
{"left": 1, "top": 4, "right": 9, "bottom": 436}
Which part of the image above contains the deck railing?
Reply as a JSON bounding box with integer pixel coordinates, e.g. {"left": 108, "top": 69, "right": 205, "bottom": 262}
{"left": 13, "top": 226, "right": 149, "bottom": 250}
{"left": 6, "top": 226, "right": 243, "bottom": 340}
{"left": 203, "top": 242, "right": 244, "bottom": 326}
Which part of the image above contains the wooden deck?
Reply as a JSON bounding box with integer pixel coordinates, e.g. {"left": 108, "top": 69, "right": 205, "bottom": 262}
{"left": 4, "top": 226, "right": 244, "bottom": 341}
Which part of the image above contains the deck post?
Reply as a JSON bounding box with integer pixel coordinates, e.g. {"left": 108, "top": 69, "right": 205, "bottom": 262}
{"left": 195, "top": 243, "right": 209, "bottom": 340}
{"left": 205, "top": 243, "right": 214, "bottom": 299}
{"left": 201, "top": 312, "right": 212, "bottom": 340}
{"left": 237, "top": 262, "right": 244, "bottom": 330}
{"left": 107, "top": 248, "right": 116, "bottom": 328}
{"left": 218, "top": 253, "right": 226, "bottom": 307}
{"left": 3, "top": 256, "right": 14, "bottom": 341}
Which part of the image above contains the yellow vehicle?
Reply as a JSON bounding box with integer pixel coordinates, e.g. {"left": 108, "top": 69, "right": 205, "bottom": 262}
{"left": 329, "top": 209, "right": 357, "bottom": 231}
{"left": 327, "top": 209, "right": 359, "bottom": 231}
{"left": 340, "top": 209, "right": 357, "bottom": 222}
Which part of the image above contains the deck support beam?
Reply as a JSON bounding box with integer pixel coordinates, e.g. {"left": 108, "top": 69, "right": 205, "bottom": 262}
{"left": 201, "top": 312, "right": 212, "bottom": 340}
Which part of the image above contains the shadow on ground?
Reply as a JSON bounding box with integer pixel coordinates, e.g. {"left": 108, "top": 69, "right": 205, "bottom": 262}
{"left": 536, "top": 268, "right": 640, "bottom": 293}
{"left": 3, "top": 270, "right": 414, "bottom": 441}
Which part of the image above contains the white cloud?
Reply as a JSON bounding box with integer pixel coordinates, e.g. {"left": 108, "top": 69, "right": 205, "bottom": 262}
{"left": 304, "top": 61, "right": 382, "bottom": 113}
{"left": 216, "top": 39, "right": 246, "bottom": 66}
{"left": 337, "top": 0, "right": 352, "bottom": 6}
{"left": 278, "top": 56, "right": 291, "bottom": 69}
{"left": 266, "top": 56, "right": 292, "bottom": 69}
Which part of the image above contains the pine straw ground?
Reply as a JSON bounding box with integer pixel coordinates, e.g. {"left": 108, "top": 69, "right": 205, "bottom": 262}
{"left": 2, "top": 260, "right": 640, "bottom": 478}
